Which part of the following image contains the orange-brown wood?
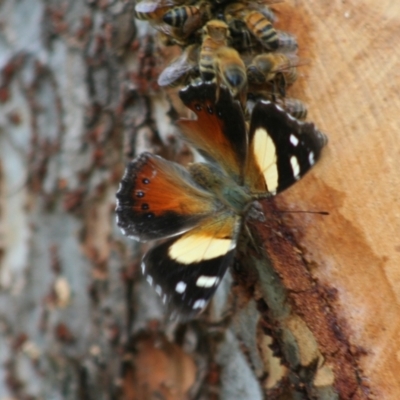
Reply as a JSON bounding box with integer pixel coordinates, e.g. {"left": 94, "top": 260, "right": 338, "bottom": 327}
{"left": 273, "top": 1, "right": 400, "bottom": 398}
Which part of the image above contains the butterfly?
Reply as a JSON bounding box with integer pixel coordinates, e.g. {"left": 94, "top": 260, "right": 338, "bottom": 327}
{"left": 115, "top": 82, "right": 327, "bottom": 318}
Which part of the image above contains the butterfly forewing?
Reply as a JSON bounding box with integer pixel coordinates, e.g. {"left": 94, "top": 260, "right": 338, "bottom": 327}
{"left": 178, "top": 82, "right": 248, "bottom": 184}
{"left": 246, "top": 101, "right": 327, "bottom": 194}
{"left": 116, "top": 152, "right": 219, "bottom": 241}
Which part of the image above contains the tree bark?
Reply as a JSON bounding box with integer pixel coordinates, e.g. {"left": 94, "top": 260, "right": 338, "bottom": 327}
{"left": 0, "top": 0, "right": 398, "bottom": 399}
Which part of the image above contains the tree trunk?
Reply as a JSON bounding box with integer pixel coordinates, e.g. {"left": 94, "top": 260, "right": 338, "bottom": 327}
{"left": 0, "top": 0, "right": 398, "bottom": 399}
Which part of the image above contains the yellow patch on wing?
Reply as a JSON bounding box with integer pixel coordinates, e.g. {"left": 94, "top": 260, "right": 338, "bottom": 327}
{"left": 168, "top": 214, "right": 239, "bottom": 265}
{"left": 253, "top": 128, "right": 279, "bottom": 193}
{"left": 169, "top": 235, "right": 233, "bottom": 264}
{"left": 290, "top": 155, "right": 300, "bottom": 178}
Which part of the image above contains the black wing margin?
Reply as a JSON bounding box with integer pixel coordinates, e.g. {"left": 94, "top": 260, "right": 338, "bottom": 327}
{"left": 247, "top": 101, "right": 327, "bottom": 194}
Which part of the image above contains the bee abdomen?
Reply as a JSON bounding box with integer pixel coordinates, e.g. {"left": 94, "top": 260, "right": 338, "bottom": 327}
{"left": 246, "top": 12, "right": 279, "bottom": 50}
{"left": 163, "top": 6, "right": 199, "bottom": 27}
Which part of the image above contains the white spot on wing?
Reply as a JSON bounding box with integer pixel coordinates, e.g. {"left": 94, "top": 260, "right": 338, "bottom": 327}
{"left": 175, "top": 281, "right": 187, "bottom": 293}
{"left": 309, "top": 151, "right": 315, "bottom": 165}
{"left": 290, "top": 134, "right": 299, "bottom": 146}
{"left": 273, "top": 102, "right": 285, "bottom": 113}
{"left": 169, "top": 235, "right": 234, "bottom": 264}
{"left": 253, "top": 128, "right": 279, "bottom": 193}
{"left": 290, "top": 156, "right": 300, "bottom": 178}
{"left": 196, "top": 276, "right": 219, "bottom": 288}
{"left": 141, "top": 261, "right": 145, "bottom": 274}
{"left": 162, "top": 294, "right": 167, "bottom": 304}
{"left": 286, "top": 111, "right": 297, "bottom": 122}
{"left": 193, "top": 299, "right": 207, "bottom": 309}
{"left": 146, "top": 275, "right": 153, "bottom": 286}
{"left": 155, "top": 285, "right": 162, "bottom": 295}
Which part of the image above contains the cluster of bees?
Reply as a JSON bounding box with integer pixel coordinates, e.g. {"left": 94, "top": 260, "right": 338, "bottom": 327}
{"left": 135, "top": 0, "right": 308, "bottom": 120}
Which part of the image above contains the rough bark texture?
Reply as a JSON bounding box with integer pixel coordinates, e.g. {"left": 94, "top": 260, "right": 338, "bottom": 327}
{"left": 0, "top": 0, "right": 398, "bottom": 399}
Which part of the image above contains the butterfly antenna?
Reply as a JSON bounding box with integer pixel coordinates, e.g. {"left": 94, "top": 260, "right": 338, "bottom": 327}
{"left": 278, "top": 210, "right": 329, "bottom": 216}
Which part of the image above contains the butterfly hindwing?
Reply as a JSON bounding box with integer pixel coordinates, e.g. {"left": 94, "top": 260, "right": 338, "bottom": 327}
{"left": 142, "top": 214, "right": 241, "bottom": 317}
{"left": 178, "top": 82, "right": 248, "bottom": 184}
{"left": 246, "top": 101, "right": 327, "bottom": 194}
{"left": 116, "top": 152, "right": 219, "bottom": 241}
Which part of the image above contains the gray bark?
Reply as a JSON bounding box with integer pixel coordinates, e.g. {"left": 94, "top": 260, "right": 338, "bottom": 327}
{"left": 0, "top": 1, "right": 261, "bottom": 398}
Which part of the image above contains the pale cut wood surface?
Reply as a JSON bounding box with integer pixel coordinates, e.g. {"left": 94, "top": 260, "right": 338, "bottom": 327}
{"left": 275, "top": 1, "right": 400, "bottom": 398}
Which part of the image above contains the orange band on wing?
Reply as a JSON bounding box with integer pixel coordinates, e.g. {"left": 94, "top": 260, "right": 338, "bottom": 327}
{"left": 116, "top": 152, "right": 219, "bottom": 241}
{"left": 178, "top": 83, "right": 248, "bottom": 184}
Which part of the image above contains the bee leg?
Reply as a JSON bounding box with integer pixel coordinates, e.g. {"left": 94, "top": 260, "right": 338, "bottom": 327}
{"left": 275, "top": 73, "right": 287, "bottom": 97}
{"left": 215, "top": 72, "right": 222, "bottom": 102}
{"left": 238, "top": 83, "right": 248, "bottom": 110}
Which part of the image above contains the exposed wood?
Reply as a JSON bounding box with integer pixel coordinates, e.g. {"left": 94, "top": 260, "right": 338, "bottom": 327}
{"left": 274, "top": 1, "right": 400, "bottom": 399}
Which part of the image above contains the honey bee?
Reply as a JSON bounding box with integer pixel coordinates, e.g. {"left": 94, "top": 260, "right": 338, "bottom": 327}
{"left": 215, "top": 46, "right": 247, "bottom": 106}
{"left": 158, "top": 44, "right": 200, "bottom": 87}
{"left": 199, "top": 20, "right": 230, "bottom": 81}
{"left": 224, "top": 2, "right": 279, "bottom": 51}
{"left": 135, "top": 0, "right": 200, "bottom": 46}
{"left": 247, "top": 53, "right": 301, "bottom": 96}
{"left": 163, "top": 3, "right": 211, "bottom": 32}
{"left": 227, "top": 19, "right": 261, "bottom": 53}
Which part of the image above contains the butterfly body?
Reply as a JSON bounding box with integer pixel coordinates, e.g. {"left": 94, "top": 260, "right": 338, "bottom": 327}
{"left": 188, "top": 162, "right": 254, "bottom": 214}
{"left": 116, "top": 82, "right": 327, "bottom": 318}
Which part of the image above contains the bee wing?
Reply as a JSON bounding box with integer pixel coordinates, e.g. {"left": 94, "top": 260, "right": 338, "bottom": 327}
{"left": 157, "top": 45, "right": 199, "bottom": 87}
{"left": 271, "top": 55, "right": 310, "bottom": 73}
{"left": 155, "top": 24, "right": 189, "bottom": 44}
{"left": 135, "top": 0, "right": 182, "bottom": 13}
{"left": 290, "top": 57, "right": 311, "bottom": 69}
{"left": 276, "top": 31, "right": 298, "bottom": 52}
{"left": 181, "top": 12, "right": 204, "bottom": 36}
{"left": 249, "top": 2, "right": 278, "bottom": 23}
{"left": 158, "top": 61, "right": 194, "bottom": 87}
